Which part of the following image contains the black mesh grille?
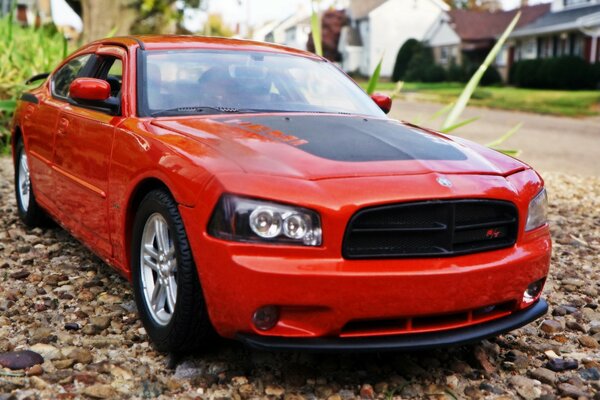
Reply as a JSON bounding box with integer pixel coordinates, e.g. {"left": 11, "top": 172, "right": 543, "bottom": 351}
{"left": 343, "top": 200, "right": 518, "bottom": 259}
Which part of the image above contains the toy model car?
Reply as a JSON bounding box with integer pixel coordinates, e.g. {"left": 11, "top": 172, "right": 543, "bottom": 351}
{"left": 11, "top": 36, "right": 550, "bottom": 352}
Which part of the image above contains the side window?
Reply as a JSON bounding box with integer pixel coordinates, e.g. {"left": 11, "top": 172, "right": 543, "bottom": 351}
{"left": 94, "top": 57, "right": 123, "bottom": 98}
{"left": 51, "top": 54, "right": 91, "bottom": 99}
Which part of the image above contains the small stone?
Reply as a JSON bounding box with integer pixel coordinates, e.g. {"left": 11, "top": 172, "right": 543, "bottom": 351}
{"left": 0, "top": 350, "right": 44, "bottom": 370}
{"left": 540, "top": 319, "right": 562, "bottom": 334}
{"left": 68, "top": 348, "right": 93, "bottom": 365}
{"left": 64, "top": 322, "right": 81, "bottom": 331}
{"left": 546, "top": 358, "right": 578, "bottom": 372}
{"left": 30, "top": 376, "right": 49, "bottom": 390}
{"left": 579, "top": 335, "right": 599, "bottom": 348}
{"left": 83, "top": 384, "right": 116, "bottom": 399}
{"left": 26, "top": 364, "right": 44, "bottom": 376}
{"left": 10, "top": 269, "right": 30, "bottom": 280}
{"left": 553, "top": 305, "right": 577, "bottom": 316}
{"left": 530, "top": 367, "right": 557, "bottom": 385}
{"left": 359, "top": 384, "right": 374, "bottom": 399}
{"left": 558, "top": 383, "right": 590, "bottom": 398}
{"left": 579, "top": 367, "right": 600, "bottom": 381}
{"left": 238, "top": 383, "right": 254, "bottom": 398}
{"left": 54, "top": 358, "right": 75, "bottom": 369}
{"left": 565, "top": 320, "right": 586, "bottom": 332}
{"left": 265, "top": 384, "right": 285, "bottom": 397}
{"left": 474, "top": 345, "right": 495, "bottom": 373}
{"left": 29, "top": 343, "right": 61, "bottom": 361}
{"left": 89, "top": 316, "right": 111, "bottom": 331}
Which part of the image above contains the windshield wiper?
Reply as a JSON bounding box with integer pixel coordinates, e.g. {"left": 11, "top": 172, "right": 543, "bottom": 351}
{"left": 150, "top": 106, "right": 238, "bottom": 117}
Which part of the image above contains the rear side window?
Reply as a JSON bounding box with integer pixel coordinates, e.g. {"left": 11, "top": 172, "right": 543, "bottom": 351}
{"left": 51, "top": 54, "right": 91, "bottom": 98}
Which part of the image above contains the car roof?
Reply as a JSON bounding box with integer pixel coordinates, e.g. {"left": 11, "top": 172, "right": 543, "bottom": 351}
{"left": 94, "top": 35, "right": 322, "bottom": 60}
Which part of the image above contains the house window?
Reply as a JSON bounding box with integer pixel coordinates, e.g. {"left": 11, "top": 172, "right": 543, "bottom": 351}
{"left": 440, "top": 46, "right": 449, "bottom": 64}
{"left": 496, "top": 45, "right": 508, "bottom": 67}
{"left": 563, "top": 0, "right": 591, "bottom": 7}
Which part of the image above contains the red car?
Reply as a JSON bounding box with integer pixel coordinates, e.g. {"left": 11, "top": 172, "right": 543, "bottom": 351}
{"left": 11, "top": 36, "right": 550, "bottom": 353}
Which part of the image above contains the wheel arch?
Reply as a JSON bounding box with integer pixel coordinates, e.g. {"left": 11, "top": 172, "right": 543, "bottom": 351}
{"left": 11, "top": 125, "right": 23, "bottom": 165}
{"left": 123, "top": 177, "right": 174, "bottom": 276}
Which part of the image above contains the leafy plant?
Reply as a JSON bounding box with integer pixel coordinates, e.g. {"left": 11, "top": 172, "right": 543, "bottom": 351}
{"left": 0, "top": 12, "right": 69, "bottom": 149}
{"left": 366, "top": 56, "right": 383, "bottom": 95}
{"left": 310, "top": 0, "right": 323, "bottom": 57}
{"left": 442, "top": 11, "right": 521, "bottom": 130}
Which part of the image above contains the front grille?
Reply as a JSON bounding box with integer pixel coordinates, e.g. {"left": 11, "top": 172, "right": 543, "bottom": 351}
{"left": 343, "top": 200, "right": 518, "bottom": 259}
{"left": 340, "top": 301, "right": 515, "bottom": 338}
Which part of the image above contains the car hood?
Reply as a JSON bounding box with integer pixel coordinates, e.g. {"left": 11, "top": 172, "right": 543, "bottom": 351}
{"left": 151, "top": 114, "right": 527, "bottom": 180}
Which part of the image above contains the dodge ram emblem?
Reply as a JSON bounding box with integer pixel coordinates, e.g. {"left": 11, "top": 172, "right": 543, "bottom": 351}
{"left": 436, "top": 177, "right": 453, "bottom": 187}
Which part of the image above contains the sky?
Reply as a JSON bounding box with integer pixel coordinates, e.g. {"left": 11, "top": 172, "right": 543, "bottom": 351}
{"left": 183, "top": 0, "right": 553, "bottom": 33}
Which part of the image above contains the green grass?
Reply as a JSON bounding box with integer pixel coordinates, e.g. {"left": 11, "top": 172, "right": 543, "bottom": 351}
{"left": 357, "top": 80, "right": 600, "bottom": 117}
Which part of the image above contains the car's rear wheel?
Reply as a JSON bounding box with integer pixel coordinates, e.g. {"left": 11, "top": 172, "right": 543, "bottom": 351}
{"left": 131, "top": 189, "right": 214, "bottom": 353}
{"left": 14, "top": 138, "right": 46, "bottom": 227}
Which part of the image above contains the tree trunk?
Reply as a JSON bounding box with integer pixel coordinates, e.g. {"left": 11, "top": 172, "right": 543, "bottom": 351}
{"left": 81, "top": 0, "right": 137, "bottom": 43}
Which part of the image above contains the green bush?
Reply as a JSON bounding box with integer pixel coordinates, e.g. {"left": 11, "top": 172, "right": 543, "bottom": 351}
{"left": 447, "top": 60, "right": 468, "bottom": 82}
{"left": 512, "top": 57, "right": 597, "bottom": 89}
{"left": 471, "top": 65, "right": 502, "bottom": 86}
{"left": 422, "top": 64, "right": 447, "bottom": 82}
{"left": 392, "top": 39, "right": 421, "bottom": 82}
{"left": 404, "top": 46, "right": 435, "bottom": 82}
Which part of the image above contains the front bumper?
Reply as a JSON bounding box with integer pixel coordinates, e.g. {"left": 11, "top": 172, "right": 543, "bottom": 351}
{"left": 237, "top": 299, "right": 548, "bottom": 352}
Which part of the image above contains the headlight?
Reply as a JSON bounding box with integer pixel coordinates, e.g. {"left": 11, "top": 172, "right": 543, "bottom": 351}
{"left": 525, "top": 188, "right": 548, "bottom": 231}
{"left": 208, "top": 195, "right": 322, "bottom": 246}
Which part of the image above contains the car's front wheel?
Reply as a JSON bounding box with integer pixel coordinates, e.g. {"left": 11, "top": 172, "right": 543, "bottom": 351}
{"left": 131, "top": 189, "right": 214, "bottom": 353}
{"left": 14, "top": 138, "right": 46, "bottom": 227}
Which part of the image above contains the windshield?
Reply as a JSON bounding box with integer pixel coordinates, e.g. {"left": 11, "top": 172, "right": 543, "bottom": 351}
{"left": 139, "top": 50, "right": 386, "bottom": 117}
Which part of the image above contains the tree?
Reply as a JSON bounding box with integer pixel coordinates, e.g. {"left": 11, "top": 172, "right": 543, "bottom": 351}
{"left": 203, "top": 14, "right": 234, "bottom": 37}
{"left": 392, "top": 38, "right": 421, "bottom": 82}
{"left": 71, "top": 0, "right": 202, "bottom": 43}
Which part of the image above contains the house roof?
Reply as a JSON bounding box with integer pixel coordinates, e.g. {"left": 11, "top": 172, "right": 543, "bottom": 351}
{"left": 448, "top": 3, "right": 550, "bottom": 42}
{"left": 348, "top": 0, "right": 387, "bottom": 20}
{"left": 511, "top": 4, "right": 600, "bottom": 37}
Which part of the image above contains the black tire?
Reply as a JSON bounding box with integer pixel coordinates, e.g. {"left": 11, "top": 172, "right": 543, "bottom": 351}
{"left": 131, "top": 189, "right": 214, "bottom": 353}
{"left": 14, "top": 137, "right": 46, "bottom": 227}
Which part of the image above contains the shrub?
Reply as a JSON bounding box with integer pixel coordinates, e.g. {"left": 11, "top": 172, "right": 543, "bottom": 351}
{"left": 404, "top": 46, "right": 435, "bottom": 82}
{"left": 477, "top": 65, "right": 502, "bottom": 86}
{"left": 422, "top": 64, "right": 447, "bottom": 82}
{"left": 511, "top": 57, "right": 596, "bottom": 89}
{"left": 447, "top": 60, "right": 467, "bottom": 82}
{"left": 392, "top": 39, "right": 421, "bottom": 82}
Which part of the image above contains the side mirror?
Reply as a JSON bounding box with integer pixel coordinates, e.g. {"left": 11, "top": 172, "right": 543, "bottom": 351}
{"left": 69, "top": 78, "right": 111, "bottom": 101}
{"left": 371, "top": 93, "right": 392, "bottom": 114}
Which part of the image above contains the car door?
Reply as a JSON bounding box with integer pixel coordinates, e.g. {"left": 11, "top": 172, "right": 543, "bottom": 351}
{"left": 25, "top": 54, "right": 93, "bottom": 206}
{"left": 52, "top": 47, "right": 127, "bottom": 259}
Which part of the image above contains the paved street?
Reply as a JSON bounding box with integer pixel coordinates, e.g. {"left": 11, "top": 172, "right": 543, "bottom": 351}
{"left": 390, "top": 98, "right": 600, "bottom": 177}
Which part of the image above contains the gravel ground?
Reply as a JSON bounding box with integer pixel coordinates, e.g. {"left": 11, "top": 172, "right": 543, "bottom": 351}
{"left": 0, "top": 156, "right": 599, "bottom": 400}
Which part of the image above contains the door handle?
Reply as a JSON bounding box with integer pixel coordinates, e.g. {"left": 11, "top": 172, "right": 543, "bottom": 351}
{"left": 57, "top": 117, "right": 69, "bottom": 135}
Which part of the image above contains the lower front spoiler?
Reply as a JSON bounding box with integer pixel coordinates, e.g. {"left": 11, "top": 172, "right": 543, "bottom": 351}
{"left": 237, "top": 299, "right": 548, "bottom": 353}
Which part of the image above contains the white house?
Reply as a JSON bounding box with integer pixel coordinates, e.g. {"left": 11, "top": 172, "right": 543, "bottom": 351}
{"left": 257, "top": 6, "right": 312, "bottom": 51}
{"left": 339, "top": 0, "right": 449, "bottom": 77}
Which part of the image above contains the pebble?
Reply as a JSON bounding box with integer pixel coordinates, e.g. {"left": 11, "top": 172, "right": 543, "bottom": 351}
{"left": 29, "top": 343, "right": 61, "bottom": 361}
{"left": 540, "top": 319, "right": 563, "bottom": 334}
{"left": 546, "top": 358, "right": 578, "bottom": 372}
{"left": 359, "top": 384, "right": 374, "bottom": 399}
{"left": 579, "top": 335, "right": 600, "bottom": 348}
{"left": 558, "top": 383, "right": 590, "bottom": 398}
{"left": 579, "top": 367, "right": 600, "bottom": 381}
{"left": 530, "top": 367, "right": 557, "bottom": 385}
{"left": 0, "top": 350, "right": 44, "bottom": 370}
{"left": 82, "top": 384, "right": 116, "bottom": 399}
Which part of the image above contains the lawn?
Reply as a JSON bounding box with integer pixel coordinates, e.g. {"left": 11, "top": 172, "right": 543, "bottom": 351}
{"left": 357, "top": 80, "right": 600, "bottom": 117}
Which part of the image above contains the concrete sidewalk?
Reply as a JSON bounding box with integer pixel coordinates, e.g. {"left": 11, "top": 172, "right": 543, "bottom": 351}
{"left": 389, "top": 99, "right": 600, "bottom": 177}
